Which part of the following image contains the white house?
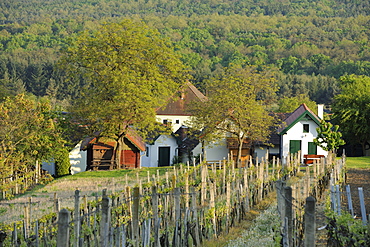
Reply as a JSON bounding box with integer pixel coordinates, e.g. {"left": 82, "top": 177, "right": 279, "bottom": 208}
{"left": 155, "top": 81, "right": 207, "bottom": 133}
{"left": 256, "top": 103, "right": 327, "bottom": 164}
{"left": 141, "top": 134, "right": 179, "bottom": 167}
{"left": 141, "top": 81, "right": 210, "bottom": 167}
{"left": 42, "top": 141, "right": 87, "bottom": 176}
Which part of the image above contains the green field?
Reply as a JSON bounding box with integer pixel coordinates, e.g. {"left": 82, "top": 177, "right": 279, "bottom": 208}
{"left": 346, "top": 156, "right": 370, "bottom": 169}
{"left": 69, "top": 166, "right": 171, "bottom": 178}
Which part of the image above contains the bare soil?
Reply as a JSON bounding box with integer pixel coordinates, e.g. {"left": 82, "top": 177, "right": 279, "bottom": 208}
{"left": 344, "top": 168, "right": 370, "bottom": 217}
{"left": 316, "top": 168, "right": 370, "bottom": 246}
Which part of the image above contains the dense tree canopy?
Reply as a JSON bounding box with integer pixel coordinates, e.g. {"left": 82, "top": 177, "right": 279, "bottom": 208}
{"left": 0, "top": 94, "right": 69, "bottom": 187}
{"left": 0, "top": 1, "right": 370, "bottom": 106}
{"left": 332, "top": 75, "right": 370, "bottom": 155}
{"left": 277, "top": 94, "right": 318, "bottom": 115}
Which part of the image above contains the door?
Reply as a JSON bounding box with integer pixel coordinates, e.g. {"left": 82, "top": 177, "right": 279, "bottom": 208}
{"left": 308, "top": 142, "right": 317, "bottom": 155}
{"left": 289, "top": 140, "right": 301, "bottom": 154}
{"left": 158, "top": 147, "right": 170, "bottom": 167}
{"left": 122, "top": 150, "right": 138, "bottom": 168}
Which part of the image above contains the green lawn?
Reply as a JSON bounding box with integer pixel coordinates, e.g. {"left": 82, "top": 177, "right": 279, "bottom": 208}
{"left": 69, "top": 166, "right": 172, "bottom": 178}
{"left": 346, "top": 156, "right": 370, "bottom": 169}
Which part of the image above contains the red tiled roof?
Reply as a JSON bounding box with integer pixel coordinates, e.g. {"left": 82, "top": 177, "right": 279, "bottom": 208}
{"left": 81, "top": 128, "right": 146, "bottom": 152}
{"left": 278, "top": 103, "right": 321, "bottom": 133}
{"left": 126, "top": 128, "right": 146, "bottom": 151}
{"left": 156, "top": 81, "right": 207, "bottom": 116}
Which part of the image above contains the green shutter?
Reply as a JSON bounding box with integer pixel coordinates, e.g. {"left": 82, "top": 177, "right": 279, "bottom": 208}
{"left": 308, "top": 142, "right": 317, "bottom": 155}
{"left": 289, "top": 140, "right": 301, "bottom": 154}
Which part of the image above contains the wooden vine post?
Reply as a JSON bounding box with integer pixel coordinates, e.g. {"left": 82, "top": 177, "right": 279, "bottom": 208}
{"left": 57, "top": 209, "right": 70, "bottom": 247}
{"left": 151, "top": 186, "right": 160, "bottom": 247}
{"left": 74, "top": 190, "right": 80, "bottom": 247}
{"left": 132, "top": 187, "right": 140, "bottom": 247}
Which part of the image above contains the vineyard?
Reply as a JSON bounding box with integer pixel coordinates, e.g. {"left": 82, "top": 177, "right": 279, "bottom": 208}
{"left": 0, "top": 154, "right": 345, "bottom": 246}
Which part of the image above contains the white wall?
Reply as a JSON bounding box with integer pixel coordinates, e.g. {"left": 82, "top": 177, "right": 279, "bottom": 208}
{"left": 156, "top": 115, "right": 192, "bottom": 132}
{"left": 141, "top": 135, "right": 178, "bottom": 167}
{"left": 281, "top": 120, "right": 327, "bottom": 163}
{"left": 70, "top": 142, "right": 87, "bottom": 175}
{"left": 255, "top": 146, "right": 280, "bottom": 162}
{"left": 42, "top": 142, "right": 87, "bottom": 176}
{"left": 192, "top": 139, "right": 229, "bottom": 162}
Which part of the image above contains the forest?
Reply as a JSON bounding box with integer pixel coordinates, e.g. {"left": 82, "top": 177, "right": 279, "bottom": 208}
{"left": 0, "top": 0, "right": 369, "bottom": 106}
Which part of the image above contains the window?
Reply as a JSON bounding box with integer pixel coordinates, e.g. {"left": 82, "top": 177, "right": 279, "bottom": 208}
{"left": 175, "top": 119, "right": 180, "bottom": 124}
{"left": 303, "top": 124, "right": 309, "bottom": 133}
{"left": 146, "top": 146, "right": 149, "bottom": 157}
{"left": 163, "top": 119, "right": 168, "bottom": 124}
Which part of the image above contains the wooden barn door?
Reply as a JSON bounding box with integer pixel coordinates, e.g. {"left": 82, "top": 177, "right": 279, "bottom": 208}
{"left": 122, "top": 150, "right": 139, "bottom": 168}
{"left": 158, "top": 147, "right": 170, "bottom": 167}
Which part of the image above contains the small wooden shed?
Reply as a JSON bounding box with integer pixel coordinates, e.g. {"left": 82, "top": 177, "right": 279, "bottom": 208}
{"left": 84, "top": 131, "right": 146, "bottom": 170}
{"left": 226, "top": 137, "right": 252, "bottom": 165}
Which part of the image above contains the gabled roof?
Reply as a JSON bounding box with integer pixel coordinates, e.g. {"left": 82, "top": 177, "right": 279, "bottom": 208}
{"left": 126, "top": 128, "right": 146, "bottom": 151}
{"left": 81, "top": 128, "right": 146, "bottom": 152}
{"left": 278, "top": 103, "right": 321, "bottom": 135}
{"left": 156, "top": 81, "right": 207, "bottom": 116}
{"left": 146, "top": 131, "right": 181, "bottom": 145}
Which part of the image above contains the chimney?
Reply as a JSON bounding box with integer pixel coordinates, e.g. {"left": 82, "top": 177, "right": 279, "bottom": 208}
{"left": 317, "top": 104, "right": 324, "bottom": 120}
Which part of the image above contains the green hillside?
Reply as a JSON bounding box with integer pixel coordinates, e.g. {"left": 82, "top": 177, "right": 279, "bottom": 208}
{"left": 0, "top": 0, "right": 369, "bottom": 104}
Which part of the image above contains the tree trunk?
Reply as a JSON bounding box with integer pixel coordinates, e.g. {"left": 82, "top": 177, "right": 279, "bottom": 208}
{"left": 114, "top": 134, "right": 125, "bottom": 169}
{"left": 237, "top": 137, "right": 243, "bottom": 168}
{"left": 361, "top": 141, "right": 367, "bottom": 156}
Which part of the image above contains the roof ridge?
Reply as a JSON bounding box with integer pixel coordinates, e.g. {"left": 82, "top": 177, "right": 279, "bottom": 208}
{"left": 185, "top": 81, "right": 207, "bottom": 102}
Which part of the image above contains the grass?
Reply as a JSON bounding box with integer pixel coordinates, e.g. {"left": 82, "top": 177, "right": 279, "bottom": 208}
{"left": 345, "top": 156, "right": 370, "bottom": 169}
{"left": 200, "top": 192, "right": 277, "bottom": 247}
{"left": 69, "top": 166, "right": 171, "bottom": 178}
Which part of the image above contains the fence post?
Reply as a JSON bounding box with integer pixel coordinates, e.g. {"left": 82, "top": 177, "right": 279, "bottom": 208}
{"left": 358, "top": 187, "right": 367, "bottom": 225}
{"left": 191, "top": 187, "right": 200, "bottom": 246}
{"left": 304, "top": 196, "right": 316, "bottom": 247}
{"left": 57, "top": 209, "right": 70, "bottom": 247}
{"left": 276, "top": 180, "right": 286, "bottom": 222}
{"left": 12, "top": 223, "right": 17, "bottom": 247}
{"left": 132, "top": 187, "right": 140, "bottom": 247}
{"left": 173, "top": 187, "right": 181, "bottom": 247}
{"left": 284, "top": 186, "right": 293, "bottom": 247}
{"left": 152, "top": 186, "right": 160, "bottom": 247}
{"left": 74, "top": 190, "right": 80, "bottom": 247}
{"left": 335, "top": 185, "right": 341, "bottom": 215}
{"left": 345, "top": 185, "right": 354, "bottom": 217}
{"left": 100, "top": 195, "right": 111, "bottom": 247}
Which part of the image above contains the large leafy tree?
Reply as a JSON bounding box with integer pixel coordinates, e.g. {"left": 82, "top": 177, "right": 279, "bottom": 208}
{"left": 59, "top": 20, "right": 187, "bottom": 166}
{"left": 189, "top": 65, "right": 277, "bottom": 166}
{"left": 332, "top": 75, "right": 370, "bottom": 155}
{"left": 0, "top": 94, "right": 69, "bottom": 194}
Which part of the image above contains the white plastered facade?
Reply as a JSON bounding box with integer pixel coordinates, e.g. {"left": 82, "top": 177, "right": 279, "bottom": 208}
{"left": 141, "top": 134, "right": 178, "bottom": 167}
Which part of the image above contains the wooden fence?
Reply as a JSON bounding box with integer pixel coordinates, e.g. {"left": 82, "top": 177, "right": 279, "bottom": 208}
{"left": 276, "top": 153, "right": 346, "bottom": 247}
{"left": 0, "top": 154, "right": 334, "bottom": 246}
{"left": 0, "top": 161, "right": 52, "bottom": 200}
